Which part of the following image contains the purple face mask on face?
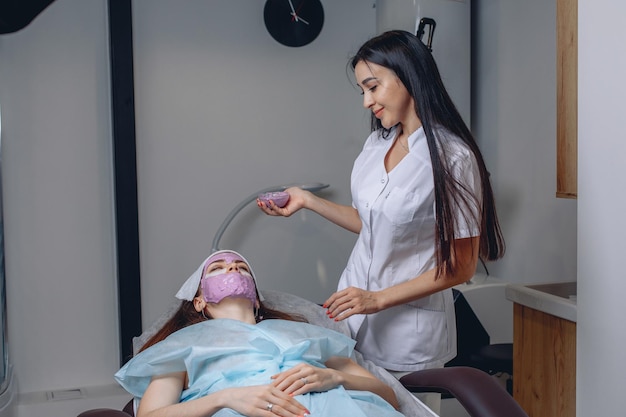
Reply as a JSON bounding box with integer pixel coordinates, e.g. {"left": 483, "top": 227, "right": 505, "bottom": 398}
{"left": 200, "top": 253, "right": 257, "bottom": 306}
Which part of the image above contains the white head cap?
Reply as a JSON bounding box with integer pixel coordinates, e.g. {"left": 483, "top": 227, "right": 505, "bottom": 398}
{"left": 175, "top": 249, "right": 263, "bottom": 301}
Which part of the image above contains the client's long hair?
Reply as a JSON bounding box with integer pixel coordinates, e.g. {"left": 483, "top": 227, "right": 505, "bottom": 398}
{"left": 138, "top": 298, "right": 306, "bottom": 353}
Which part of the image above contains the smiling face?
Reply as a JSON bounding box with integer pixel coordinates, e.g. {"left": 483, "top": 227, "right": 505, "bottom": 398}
{"left": 354, "top": 60, "right": 420, "bottom": 133}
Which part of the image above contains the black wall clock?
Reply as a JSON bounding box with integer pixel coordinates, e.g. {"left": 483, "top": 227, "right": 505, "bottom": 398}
{"left": 264, "top": 0, "right": 324, "bottom": 47}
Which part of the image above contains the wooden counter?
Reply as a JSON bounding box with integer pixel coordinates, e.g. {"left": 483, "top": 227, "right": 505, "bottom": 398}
{"left": 512, "top": 303, "right": 576, "bottom": 416}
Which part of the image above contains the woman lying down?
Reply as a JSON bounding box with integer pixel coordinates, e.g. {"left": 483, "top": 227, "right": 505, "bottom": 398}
{"left": 115, "top": 250, "right": 409, "bottom": 417}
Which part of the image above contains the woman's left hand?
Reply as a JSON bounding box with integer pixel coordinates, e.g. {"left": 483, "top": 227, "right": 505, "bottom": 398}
{"left": 323, "top": 286, "right": 382, "bottom": 321}
{"left": 271, "top": 363, "right": 339, "bottom": 396}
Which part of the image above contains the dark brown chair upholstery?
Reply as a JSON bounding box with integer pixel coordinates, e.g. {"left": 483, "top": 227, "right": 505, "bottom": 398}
{"left": 77, "top": 399, "right": 134, "bottom": 417}
{"left": 400, "top": 366, "right": 528, "bottom": 417}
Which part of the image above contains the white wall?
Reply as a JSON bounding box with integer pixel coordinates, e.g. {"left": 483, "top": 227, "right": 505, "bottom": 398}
{"left": 472, "top": 0, "right": 577, "bottom": 283}
{"left": 0, "top": 0, "right": 119, "bottom": 396}
{"left": 131, "top": 0, "right": 375, "bottom": 328}
{"left": 577, "top": 0, "right": 626, "bottom": 415}
{"left": 376, "top": 0, "right": 471, "bottom": 127}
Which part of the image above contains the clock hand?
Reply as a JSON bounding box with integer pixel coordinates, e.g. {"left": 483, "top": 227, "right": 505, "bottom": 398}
{"left": 291, "top": 1, "right": 309, "bottom": 24}
{"left": 287, "top": 0, "right": 298, "bottom": 22}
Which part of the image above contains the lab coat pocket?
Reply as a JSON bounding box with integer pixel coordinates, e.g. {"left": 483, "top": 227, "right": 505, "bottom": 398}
{"left": 411, "top": 306, "right": 448, "bottom": 361}
{"left": 381, "top": 187, "right": 418, "bottom": 225}
{"left": 382, "top": 304, "right": 448, "bottom": 365}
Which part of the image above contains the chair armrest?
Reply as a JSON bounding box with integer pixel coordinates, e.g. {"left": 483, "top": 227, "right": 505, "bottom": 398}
{"left": 77, "top": 409, "right": 132, "bottom": 417}
{"left": 399, "top": 366, "right": 528, "bottom": 417}
{"left": 78, "top": 399, "right": 134, "bottom": 417}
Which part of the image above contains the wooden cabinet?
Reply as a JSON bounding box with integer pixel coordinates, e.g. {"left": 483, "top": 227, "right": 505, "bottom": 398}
{"left": 556, "top": 0, "right": 578, "bottom": 198}
{"left": 513, "top": 303, "right": 576, "bottom": 417}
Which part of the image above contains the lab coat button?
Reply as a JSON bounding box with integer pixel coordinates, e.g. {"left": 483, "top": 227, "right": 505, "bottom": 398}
{"left": 381, "top": 178, "right": 385, "bottom": 183}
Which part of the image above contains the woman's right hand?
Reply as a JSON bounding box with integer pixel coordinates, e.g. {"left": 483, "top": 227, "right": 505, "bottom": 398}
{"left": 258, "top": 186, "right": 362, "bottom": 234}
{"left": 220, "top": 385, "right": 310, "bottom": 417}
{"left": 257, "top": 187, "right": 309, "bottom": 217}
{"left": 138, "top": 373, "right": 310, "bottom": 417}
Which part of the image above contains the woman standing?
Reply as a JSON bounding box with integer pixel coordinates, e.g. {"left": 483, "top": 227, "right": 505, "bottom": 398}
{"left": 258, "top": 30, "right": 505, "bottom": 385}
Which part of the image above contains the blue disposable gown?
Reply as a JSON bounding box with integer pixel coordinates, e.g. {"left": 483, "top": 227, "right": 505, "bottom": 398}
{"left": 115, "top": 319, "right": 405, "bottom": 417}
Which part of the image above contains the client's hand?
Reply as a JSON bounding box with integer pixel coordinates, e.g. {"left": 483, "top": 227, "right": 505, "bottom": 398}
{"left": 271, "top": 363, "right": 339, "bottom": 396}
{"left": 221, "top": 385, "right": 310, "bottom": 417}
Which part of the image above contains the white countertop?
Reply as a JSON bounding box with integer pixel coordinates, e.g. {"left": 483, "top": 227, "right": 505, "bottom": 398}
{"left": 505, "top": 281, "right": 577, "bottom": 323}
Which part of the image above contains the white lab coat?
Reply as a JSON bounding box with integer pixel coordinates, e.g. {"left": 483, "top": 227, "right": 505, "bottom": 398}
{"left": 339, "top": 126, "right": 481, "bottom": 371}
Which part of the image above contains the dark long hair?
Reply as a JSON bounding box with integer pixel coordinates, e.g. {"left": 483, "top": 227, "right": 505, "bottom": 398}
{"left": 139, "top": 295, "right": 306, "bottom": 353}
{"left": 350, "top": 30, "right": 505, "bottom": 277}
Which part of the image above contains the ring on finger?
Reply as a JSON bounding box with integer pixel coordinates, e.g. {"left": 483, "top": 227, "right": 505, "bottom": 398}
{"left": 266, "top": 402, "right": 273, "bottom": 412}
{"left": 301, "top": 377, "right": 308, "bottom": 384}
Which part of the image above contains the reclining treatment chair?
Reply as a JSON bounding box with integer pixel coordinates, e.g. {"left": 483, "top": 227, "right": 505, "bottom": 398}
{"left": 77, "top": 291, "right": 528, "bottom": 417}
